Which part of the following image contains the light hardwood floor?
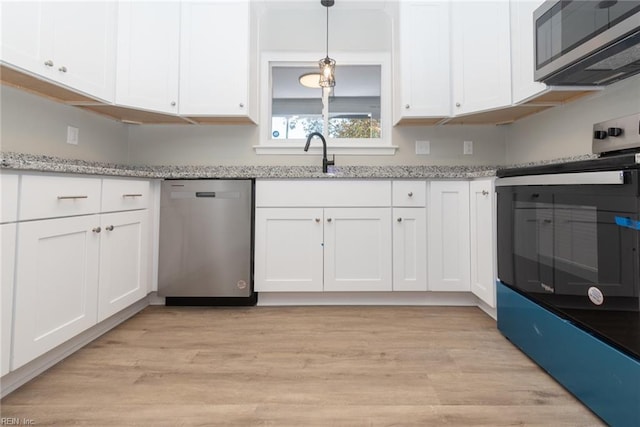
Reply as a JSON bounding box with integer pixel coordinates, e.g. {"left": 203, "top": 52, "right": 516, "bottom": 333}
{"left": 1, "top": 306, "right": 603, "bottom": 426}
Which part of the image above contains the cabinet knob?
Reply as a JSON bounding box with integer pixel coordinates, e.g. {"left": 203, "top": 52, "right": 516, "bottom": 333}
{"left": 397, "top": 217, "right": 402, "bottom": 222}
{"left": 92, "top": 227, "right": 101, "bottom": 233}
{"left": 315, "top": 218, "right": 320, "bottom": 223}
{"left": 44, "top": 60, "right": 54, "bottom": 67}
{"left": 405, "top": 104, "right": 410, "bottom": 109}
{"left": 408, "top": 192, "right": 413, "bottom": 197}
{"left": 105, "top": 225, "right": 114, "bottom": 231}
{"left": 482, "top": 190, "right": 489, "bottom": 196}
{"left": 456, "top": 102, "right": 461, "bottom": 107}
{"left": 171, "top": 101, "right": 176, "bottom": 107}
{"left": 327, "top": 218, "right": 332, "bottom": 223}
{"left": 239, "top": 103, "right": 245, "bottom": 108}
{"left": 58, "top": 66, "right": 67, "bottom": 73}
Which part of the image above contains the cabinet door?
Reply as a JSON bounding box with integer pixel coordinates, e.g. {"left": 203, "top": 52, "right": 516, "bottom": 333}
{"left": 13, "top": 216, "right": 99, "bottom": 369}
{"left": 45, "top": 1, "right": 117, "bottom": 101}
{"left": 510, "top": 0, "right": 547, "bottom": 103}
{"left": 1, "top": 223, "right": 17, "bottom": 376}
{"left": 98, "top": 210, "right": 149, "bottom": 322}
{"left": 0, "top": 2, "right": 50, "bottom": 74}
{"left": 393, "top": 207, "right": 427, "bottom": 291}
{"left": 451, "top": 1, "right": 511, "bottom": 115}
{"left": 254, "top": 208, "right": 324, "bottom": 292}
{"left": 396, "top": 1, "right": 450, "bottom": 121}
{"left": 179, "top": 1, "right": 251, "bottom": 117}
{"left": 470, "top": 179, "right": 496, "bottom": 307}
{"left": 428, "top": 181, "right": 471, "bottom": 291}
{"left": 43, "top": 2, "right": 116, "bottom": 101}
{"left": 324, "top": 208, "right": 392, "bottom": 292}
{"left": 115, "top": 2, "right": 180, "bottom": 114}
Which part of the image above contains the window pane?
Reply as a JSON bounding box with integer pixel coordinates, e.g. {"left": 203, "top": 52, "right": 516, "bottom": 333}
{"left": 270, "top": 64, "right": 382, "bottom": 141}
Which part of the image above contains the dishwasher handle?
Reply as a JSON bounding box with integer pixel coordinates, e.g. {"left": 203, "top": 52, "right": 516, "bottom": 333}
{"left": 196, "top": 192, "right": 216, "bottom": 198}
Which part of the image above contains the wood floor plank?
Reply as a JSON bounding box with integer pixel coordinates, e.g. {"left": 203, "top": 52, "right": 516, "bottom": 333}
{"left": 0, "top": 306, "right": 604, "bottom": 425}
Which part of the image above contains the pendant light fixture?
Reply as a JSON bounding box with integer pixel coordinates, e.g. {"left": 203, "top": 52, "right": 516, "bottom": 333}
{"left": 319, "top": 0, "right": 336, "bottom": 88}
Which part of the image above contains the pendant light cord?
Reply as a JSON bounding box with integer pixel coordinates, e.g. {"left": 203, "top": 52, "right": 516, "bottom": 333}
{"left": 325, "top": 5, "right": 329, "bottom": 58}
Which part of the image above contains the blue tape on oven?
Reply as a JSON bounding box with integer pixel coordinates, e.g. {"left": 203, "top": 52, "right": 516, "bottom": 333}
{"left": 614, "top": 216, "right": 640, "bottom": 230}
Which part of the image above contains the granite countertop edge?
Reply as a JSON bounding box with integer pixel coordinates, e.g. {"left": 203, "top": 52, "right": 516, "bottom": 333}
{"left": 0, "top": 152, "right": 597, "bottom": 180}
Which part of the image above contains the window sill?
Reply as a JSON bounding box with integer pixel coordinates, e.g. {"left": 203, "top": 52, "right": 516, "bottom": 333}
{"left": 254, "top": 143, "right": 399, "bottom": 156}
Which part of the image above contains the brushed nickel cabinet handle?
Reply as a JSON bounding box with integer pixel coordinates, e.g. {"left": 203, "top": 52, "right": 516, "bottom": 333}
{"left": 327, "top": 218, "right": 332, "bottom": 223}
{"left": 44, "top": 60, "right": 54, "bottom": 67}
{"left": 122, "top": 194, "right": 143, "bottom": 198}
{"left": 105, "top": 225, "right": 114, "bottom": 231}
{"left": 482, "top": 190, "right": 489, "bottom": 196}
{"left": 397, "top": 217, "right": 402, "bottom": 222}
{"left": 92, "top": 227, "right": 101, "bottom": 233}
{"left": 58, "top": 66, "right": 67, "bottom": 72}
{"left": 315, "top": 218, "right": 321, "bottom": 223}
{"left": 408, "top": 192, "right": 413, "bottom": 197}
{"left": 57, "top": 195, "right": 88, "bottom": 200}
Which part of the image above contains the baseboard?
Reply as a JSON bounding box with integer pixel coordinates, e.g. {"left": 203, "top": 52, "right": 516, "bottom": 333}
{"left": 0, "top": 297, "right": 150, "bottom": 398}
{"left": 256, "top": 291, "right": 479, "bottom": 307}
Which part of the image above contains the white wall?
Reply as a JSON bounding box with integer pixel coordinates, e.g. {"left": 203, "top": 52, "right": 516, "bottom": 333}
{"left": 505, "top": 74, "right": 640, "bottom": 164}
{"left": 0, "top": 86, "right": 129, "bottom": 164}
{"left": 126, "top": 123, "right": 506, "bottom": 166}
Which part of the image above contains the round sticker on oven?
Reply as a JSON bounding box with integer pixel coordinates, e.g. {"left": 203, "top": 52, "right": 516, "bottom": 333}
{"left": 588, "top": 286, "right": 604, "bottom": 306}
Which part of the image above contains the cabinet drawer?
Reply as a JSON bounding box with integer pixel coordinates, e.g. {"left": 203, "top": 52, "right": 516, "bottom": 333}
{"left": 20, "top": 174, "right": 102, "bottom": 221}
{"left": 1, "top": 172, "right": 19, "bottom": 223}
{"left": 101, "top": 178, "right": 150, "bottom": 212}
{"left": 256, "top": 180, "right": 391, "bottom": 207}
{"left": 392, "top": 180, "right": 426, "bottom": 207}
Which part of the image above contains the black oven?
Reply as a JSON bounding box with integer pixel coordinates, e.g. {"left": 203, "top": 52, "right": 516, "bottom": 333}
{"left": 496, "top": 114, "right": 640, "bottom": 361}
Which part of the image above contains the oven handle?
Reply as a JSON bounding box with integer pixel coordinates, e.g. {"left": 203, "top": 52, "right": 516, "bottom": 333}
{"left": 495, "top": 170, "right": 625, "bottom": 187}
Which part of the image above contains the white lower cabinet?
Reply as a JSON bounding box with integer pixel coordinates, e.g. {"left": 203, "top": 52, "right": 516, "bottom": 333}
{"left": 255, "top": 207, "right": 392, "bottom": 292}
{"left": 254, "top": 180, "right": 392, "bottom": 292}
{"left": 428, "top": 181, "right": 471, "bottom": 291}
{"left": 7, "top": 173, "right": 153, "bottom": 373}
{"left": 1, "top": 223, "right": 17, "bottom": 376}
{"left": 13, "top": 215, "right": 100, "bottom": 369}
{"left": 324, "top": 208, "right": 392, "bottom": 292}
{"left": 392, "top": 207, "right": 427, "bottom": 291}
{"left": 470, "top": 179, "right": 496, "bottom": 307}
{"left": 254, "top": 208, "right": 324, "bottom": 292}
{"left": 255, "top": 179, "right": 494, "bottom": 301}
{"left": 98, "top": 210, "right": 149, "bottom": 322}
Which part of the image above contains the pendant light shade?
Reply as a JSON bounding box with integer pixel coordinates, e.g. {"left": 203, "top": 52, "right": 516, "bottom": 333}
{"left": 319, "top": 0, "right": 336, "bottom": 88}
{"left": 319, "top": 57, "right": 336, "bottom": 88}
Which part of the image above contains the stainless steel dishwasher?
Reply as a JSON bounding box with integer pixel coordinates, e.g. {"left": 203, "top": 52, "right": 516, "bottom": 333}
{"left": 158, "top": 179, "right": 255, "bottom": 305}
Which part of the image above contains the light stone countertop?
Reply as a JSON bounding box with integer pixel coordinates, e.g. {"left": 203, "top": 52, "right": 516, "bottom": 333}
{"left": 0, "top": 151, "right": 598, "bottom": 180}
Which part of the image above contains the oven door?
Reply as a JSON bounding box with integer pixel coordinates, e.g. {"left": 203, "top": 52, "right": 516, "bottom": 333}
{"left": 497, "top": 170, "right": 640, "bottom": 311}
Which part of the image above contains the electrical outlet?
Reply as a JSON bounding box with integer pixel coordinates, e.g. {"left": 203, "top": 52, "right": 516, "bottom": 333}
{"left": 66, "top": 126, "right": 79, "bottom": 145}
{"left": 415, "top": 140, "right": 430, "bottom": 155}
{"left": 463, "top": 140, "right": 473, "bottom": 155}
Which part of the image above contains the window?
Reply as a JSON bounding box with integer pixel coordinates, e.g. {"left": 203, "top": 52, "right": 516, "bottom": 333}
{"left": 256, "top": 53, "right": 396, "bottom": 155}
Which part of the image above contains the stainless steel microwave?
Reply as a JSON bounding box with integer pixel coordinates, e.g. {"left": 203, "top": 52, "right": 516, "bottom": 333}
{"left": 534, "top": 0, "right": 640, "bottom": 85}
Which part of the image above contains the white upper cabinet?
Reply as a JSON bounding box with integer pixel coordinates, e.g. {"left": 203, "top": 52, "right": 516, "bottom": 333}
{"left": 510, "top": 0, "right": 547, "bottom": 104}
{"left": 0, "top": 2, "right": 46, "bottom": 74}
{"left": 179, "top": 1, "right": 256, "bottom": 121}
{"left": 1, "top": 1, "right": 117, "bottom": 102}
{"left": 451, "top": 0, "right": 512, "bottom": 115}
{"left": 115, "top": 1, "right": 180, "bottom": 114}
{"left": 395, "top": 1, "right": 450, "bottom": 123}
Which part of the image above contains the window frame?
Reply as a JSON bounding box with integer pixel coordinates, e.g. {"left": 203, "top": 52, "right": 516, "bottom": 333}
{"left": 255, "top": 52, "right": 397, "bottom": 155}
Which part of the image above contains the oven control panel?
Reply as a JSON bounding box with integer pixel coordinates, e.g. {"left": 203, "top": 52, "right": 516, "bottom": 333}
{"left": 593, "top": 112, "right": 640, "bottom": 154}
